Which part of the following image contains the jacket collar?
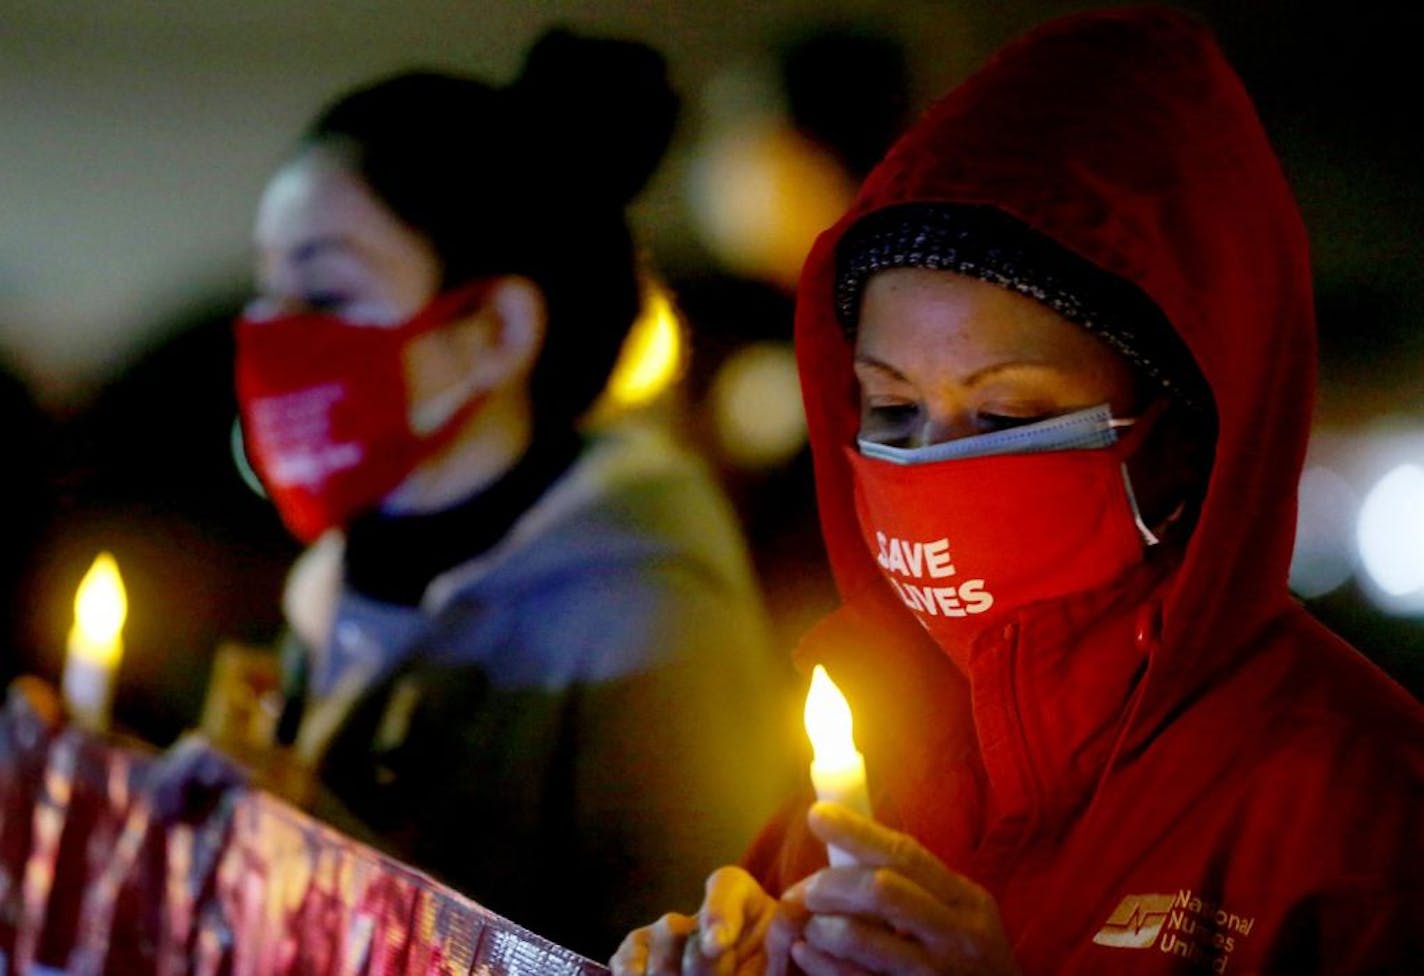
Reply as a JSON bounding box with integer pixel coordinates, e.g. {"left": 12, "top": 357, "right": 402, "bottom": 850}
{"left": 801, "top": 554, "right": 1175, "bottom": 866}
{"left": 965, "top": 557, "right": 1173, "bottom": 841}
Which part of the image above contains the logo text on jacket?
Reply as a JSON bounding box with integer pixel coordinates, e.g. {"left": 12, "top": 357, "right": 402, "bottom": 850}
{"left": 1094, "top": 890, "right": 1255, "bottom": 973}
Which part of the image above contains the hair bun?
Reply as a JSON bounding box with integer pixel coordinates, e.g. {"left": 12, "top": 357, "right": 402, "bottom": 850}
{"left": 511, "top": 29, "right": 679, "bottom": 207}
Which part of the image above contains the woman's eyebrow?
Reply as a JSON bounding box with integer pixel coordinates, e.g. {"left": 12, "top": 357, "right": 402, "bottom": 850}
{"left": 853, "top": 353, "right": 1060, "bottom": 386}
{"left": 853, "top": 354, "right": 909, "bottom": 381}
{"left": 961, "top": 360, "right": 1058, "bottom": 386}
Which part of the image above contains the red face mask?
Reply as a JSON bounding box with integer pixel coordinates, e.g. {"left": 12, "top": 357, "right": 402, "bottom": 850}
{"left": 845, "top": 422, "right": 1155, "bottom": 670}
{"left": 235, "top": 281, "right": 492, "bottom": 542}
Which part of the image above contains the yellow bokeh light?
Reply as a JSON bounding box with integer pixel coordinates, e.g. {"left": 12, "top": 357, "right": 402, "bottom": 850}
{"left": 711, "top": 341, "right": 807, "bottom": 469}
{"left": 600, "top": 281, "right": 684, "bottom": 412}
{"left": 72, "top": 551, "right": 126, "bottom": 665}
{"left": 688, "top": 124, "right": 857, "bottom": 290}
{"left": 804, "top": 664, "right": 860, "bottom": 769}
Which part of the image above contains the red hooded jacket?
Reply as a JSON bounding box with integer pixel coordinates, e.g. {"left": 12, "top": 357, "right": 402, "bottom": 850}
{"left": 744, "top": 8, "right": 1424, "bottom": 974}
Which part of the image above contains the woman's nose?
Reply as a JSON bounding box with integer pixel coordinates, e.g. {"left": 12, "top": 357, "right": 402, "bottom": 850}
{"left": 914, "top": 411, "right": 979, "bottom": 448}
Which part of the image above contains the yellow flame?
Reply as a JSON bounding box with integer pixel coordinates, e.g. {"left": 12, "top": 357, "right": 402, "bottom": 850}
{"left": 601, "top": 282, "right": 683, "bottom": 410}
{"left": 804, "top": 664, "right": 860, "bottom": 768}
{"left": 72, "top": 552, "right": 126, "bottom": 664}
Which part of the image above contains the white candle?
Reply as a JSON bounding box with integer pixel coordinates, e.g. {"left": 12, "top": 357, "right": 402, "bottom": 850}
{"left": 61, "top": 552, "right": 127, "bottom": 731}
{"left": 803, "top": 664, "right": 871, "bottom": 866}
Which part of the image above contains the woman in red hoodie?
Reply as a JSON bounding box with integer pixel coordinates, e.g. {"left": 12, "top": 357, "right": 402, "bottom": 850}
{"left": 614, "top": 7, "right": 1422, "bottom": 975}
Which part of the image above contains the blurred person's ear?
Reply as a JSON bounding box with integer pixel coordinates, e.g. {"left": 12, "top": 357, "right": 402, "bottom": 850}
{"left": 405, "top": 276, "right": 547, "bottom": 433}
{"left": 478, "top": 275, "right": 547, "bottom": 387}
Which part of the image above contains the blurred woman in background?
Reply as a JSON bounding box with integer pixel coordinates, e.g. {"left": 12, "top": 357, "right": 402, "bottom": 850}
{"left": 234, "top": 29, "right": 791, "bottom": 957}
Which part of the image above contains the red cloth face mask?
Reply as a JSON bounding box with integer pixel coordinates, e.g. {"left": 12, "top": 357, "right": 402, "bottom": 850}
{"left": 845, "top": 417, "right": 1156, "bottom": 670}
{"left": 235, "top": 281, "right": 493, "bottom": 542}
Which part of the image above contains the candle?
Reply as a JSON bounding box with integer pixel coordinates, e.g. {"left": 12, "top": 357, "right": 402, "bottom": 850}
{"left": 803, "top": 664, "right": 871, "bottom": 866}
{"left": 61, "top": 552, "right": 127, "bottom": 731}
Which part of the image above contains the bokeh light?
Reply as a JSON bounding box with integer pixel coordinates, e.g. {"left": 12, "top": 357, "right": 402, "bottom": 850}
{"left": 1356, "top": 463, "right": 1424, "bottom": 611}
{"left": 1289, "top": 465, "right": 1358, "bottom": 598}
{"left": 597, "top": 280, "right": 685, "bottom": 414}
{"left": 710, "top": 341, "right": 807, "bottom": 469}
{"left": 687, "top": 122, "right": 856, "bottom": 290}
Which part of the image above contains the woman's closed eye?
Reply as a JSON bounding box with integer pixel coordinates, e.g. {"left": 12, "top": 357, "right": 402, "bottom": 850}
{"left": 862, "top": 401, "right": 921, "bottom": 443}
{"left": 860, "top": 402, "right": 1060, "bottom": 446}
{"left": 975, "top": 411, "right": 1046, "bottom": 432}
{"left": 302, "top": 290, "right": 350, "bottom": 314}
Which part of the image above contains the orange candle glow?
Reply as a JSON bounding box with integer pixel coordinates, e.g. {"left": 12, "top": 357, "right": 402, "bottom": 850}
{"left": 61, "top": 552, "right": 127, "bottom": 731}
{"left": 803, "top": 664, "right": 871, "bottom": 866}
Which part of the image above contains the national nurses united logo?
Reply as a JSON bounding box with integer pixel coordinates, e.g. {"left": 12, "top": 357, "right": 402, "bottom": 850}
{"left": 1094, "top": 890, "right": 1256, "bottom": 973}
{"left": 1093, "top": 893, "right": 1175, "bottom": 948}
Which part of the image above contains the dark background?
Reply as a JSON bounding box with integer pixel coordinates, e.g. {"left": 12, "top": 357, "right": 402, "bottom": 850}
{"left": 1, "top": 1, "right": 1419, "bottom": 742}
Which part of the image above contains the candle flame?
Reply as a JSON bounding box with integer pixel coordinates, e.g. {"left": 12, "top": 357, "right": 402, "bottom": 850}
{"left": 74, "top": 552, "right": 127, "bottom": 650}
{"left": 804, "top": 664, "right": 859, "bottom": 767}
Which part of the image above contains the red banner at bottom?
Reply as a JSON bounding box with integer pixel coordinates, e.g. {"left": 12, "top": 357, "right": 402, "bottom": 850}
{"left": 0, "top": 698, "right": 607, "bottom": 976}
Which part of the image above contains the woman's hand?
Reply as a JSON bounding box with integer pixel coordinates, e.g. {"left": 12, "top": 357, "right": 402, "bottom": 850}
{"left": 611, "top": 865, "right": 800, "bottom": 976}
{"left": 789, "top": 801, "right": 1020, "bottom": 976}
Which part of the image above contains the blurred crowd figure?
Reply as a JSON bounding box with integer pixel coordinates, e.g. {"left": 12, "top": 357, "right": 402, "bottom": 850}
{"left": 221, "top": 29, "right": 794, "bottom": 957}
{"left": 7, "top": 24, "right": 922, "bottom": 743}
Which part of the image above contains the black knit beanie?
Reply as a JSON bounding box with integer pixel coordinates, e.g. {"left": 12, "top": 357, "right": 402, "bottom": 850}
{"left": 834, "top": 203, "right": 1210, "bottom": 410}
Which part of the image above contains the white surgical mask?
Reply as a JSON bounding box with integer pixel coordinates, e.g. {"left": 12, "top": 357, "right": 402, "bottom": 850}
{"left": 857, "top": 403, "right": 1135, "bottom": 466}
